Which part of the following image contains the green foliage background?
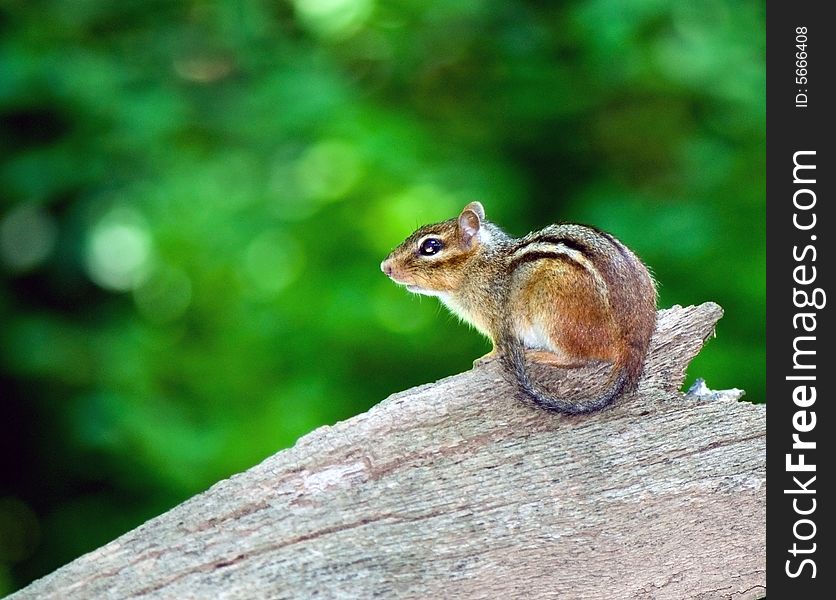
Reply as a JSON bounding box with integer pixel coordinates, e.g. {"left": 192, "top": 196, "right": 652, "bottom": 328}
{"left": 0, "top": 0, "right": 763, "bottom": 593}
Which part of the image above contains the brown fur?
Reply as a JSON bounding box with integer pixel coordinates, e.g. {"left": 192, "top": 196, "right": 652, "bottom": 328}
{"left": 380, "top": 202, "right": 657, "bottom": 413}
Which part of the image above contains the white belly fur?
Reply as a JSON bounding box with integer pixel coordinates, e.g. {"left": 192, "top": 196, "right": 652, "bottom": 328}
{"left": 519, "top": 320, "right": 552, "bottom": 350}
{"left": 517, "top": 319, "right": 575, "bottom": 365}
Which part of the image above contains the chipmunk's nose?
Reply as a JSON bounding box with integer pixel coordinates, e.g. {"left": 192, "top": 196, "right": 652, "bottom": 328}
{"left": 380, "top": 259, "right": 393, "bottom": 276}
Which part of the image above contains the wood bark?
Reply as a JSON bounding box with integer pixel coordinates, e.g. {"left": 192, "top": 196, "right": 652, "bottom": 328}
{"left": 11, "top": 302, "right": 766, "bottom": 600}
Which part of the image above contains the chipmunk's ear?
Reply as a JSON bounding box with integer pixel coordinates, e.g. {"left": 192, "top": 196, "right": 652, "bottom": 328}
{"left": 457, "top": 202, "right": 483, "bottom": 247}
{"left": 462, "top": 201, "right": 485, "bottom": 221}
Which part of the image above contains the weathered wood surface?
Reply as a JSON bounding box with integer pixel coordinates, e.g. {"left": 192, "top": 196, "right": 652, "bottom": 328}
{"left": 11, "top": 302, "right": 766, "bottom": 600}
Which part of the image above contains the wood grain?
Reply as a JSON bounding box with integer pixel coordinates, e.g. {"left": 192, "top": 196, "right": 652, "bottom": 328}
{"left": 10, "top": 303, "right": 766, "bottom": 600}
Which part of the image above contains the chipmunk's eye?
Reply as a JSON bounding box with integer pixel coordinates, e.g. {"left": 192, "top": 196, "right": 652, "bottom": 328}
{"left": 419, "top": 238, "right": 443, "bottom": 256}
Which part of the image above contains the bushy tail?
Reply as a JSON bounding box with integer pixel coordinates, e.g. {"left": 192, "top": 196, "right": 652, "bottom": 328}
{"left": 499, "top": 334, "right": 638, "bottom": 415}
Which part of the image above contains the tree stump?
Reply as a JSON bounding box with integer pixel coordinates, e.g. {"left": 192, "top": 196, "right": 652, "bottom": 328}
{"left": 10, "top": 302, "right": 766, "bottom": 600}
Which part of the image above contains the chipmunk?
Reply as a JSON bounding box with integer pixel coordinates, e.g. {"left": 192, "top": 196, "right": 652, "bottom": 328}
{"left": 380, "top": 202, "right": 657, "bottom": 414}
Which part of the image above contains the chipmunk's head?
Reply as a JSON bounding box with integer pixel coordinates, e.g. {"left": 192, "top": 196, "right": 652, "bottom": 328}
{"left": 380, "top": 201, "right": 489, "bottom": 297}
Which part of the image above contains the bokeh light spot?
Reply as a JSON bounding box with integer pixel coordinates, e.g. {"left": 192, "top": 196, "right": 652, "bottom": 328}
{"left": 0, "top": 203, "right": 57, "bottom": 272}
{"left": 295, "top": 140, "right": 363, "bottom": 203}
{"left": 293, "top": 0, "right": 374, "bottom": 39}
{"left": 172, "top": 55, "right": 235, "bottom": 84}
{"left": 243, "top": 230, "right": 305, "bottom": 299}
{"left": 85, "top": 207, "right": 153, "bottom": 292}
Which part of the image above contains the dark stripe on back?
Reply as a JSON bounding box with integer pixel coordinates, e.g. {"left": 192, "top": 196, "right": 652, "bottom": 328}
{"left": 580, "top": 225, "right": 633, "bottom": 263}
{"left": 508, "top": 250, "right": 580, "bottom": 272}
{"left": 598, "top": 230, "right": 633, "bottom": 262}
{"left": 521, "top": 234, "right": 592, "bottom": 256}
